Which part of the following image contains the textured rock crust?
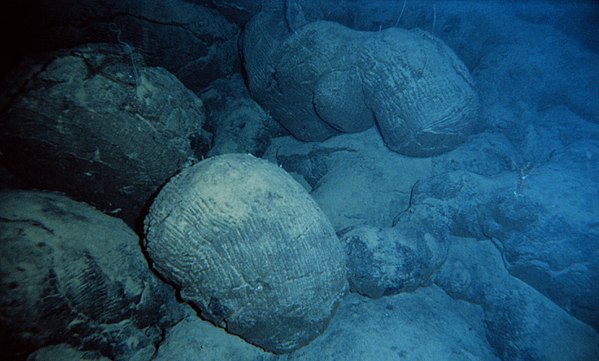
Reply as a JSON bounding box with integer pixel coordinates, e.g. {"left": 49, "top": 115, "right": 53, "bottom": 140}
{"left": 144, "top": 153, "right": 347, "bottom": 353}
{"left": 0, "top": 43, "right": 210, "bottom": 226}
{"left": 408, "top": 165, "right": 599, "bottom": 330}
{"left": 340, "top": 224, "right": 447, "bottom": 299}
{"left": 200, "top": 74, "right": 285, "bottom": 157}
{"left": 243, "top": 11, "right": 479, "bottom": 156}
{"left": 434, "top": 238, "right": 599, "bottom": 361}
{"left": 0, "top": 190, "right": 179, "bottom": 361}
{"left": 152, "top": 314, "right": 268, "bottom": 361}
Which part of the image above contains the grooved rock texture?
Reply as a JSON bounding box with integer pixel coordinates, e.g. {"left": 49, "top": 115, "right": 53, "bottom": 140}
{"left": 360, "top": 28, "right": 479, "bottom": 156}
{"left": 0, "top": 43, "right": 210, "bottom": 226}
{"left": 242, "top": 11, "right": 479, "bottom": 156}
{"left": 144, "top": 153, "right": 347, "bottom": 354}
{"left": 0, "top": 190, "right": 181, "bottom": 361}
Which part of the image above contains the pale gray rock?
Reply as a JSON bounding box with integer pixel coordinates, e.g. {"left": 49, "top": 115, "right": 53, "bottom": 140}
{"left": 359, "top": 26, "right": 479, "bottom": 156}
{"left": 144, "top": 153, "right": 347, "bottom": 354}
{"left": 242, "top": 11, "right": 479, "bottom": 156}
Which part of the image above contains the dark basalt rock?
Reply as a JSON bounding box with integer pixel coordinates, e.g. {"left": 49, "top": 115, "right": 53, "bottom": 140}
{"left": 0, "top": 190, "right": 183, "bottom": 361}
{"left": 340, "top": 222, "right": 447, "bottom": 299}
{"left": 0, "top": 43, "right": 211, "bottom": 227}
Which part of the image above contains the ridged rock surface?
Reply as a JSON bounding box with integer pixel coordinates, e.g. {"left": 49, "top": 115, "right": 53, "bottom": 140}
{"left": 0, "top": 190, "right": 179, "bottom": 361}
{"left": 144, "top": 153, "right": 347, "bottom": 353}
{"left": 0, "top": 43, "right": 210, "bottom": 226}
{"left": 242, "top": 11, "right": 479, "bottom": 157}
{"left": 359, "top": 27, "right": 479, "bottom": 156}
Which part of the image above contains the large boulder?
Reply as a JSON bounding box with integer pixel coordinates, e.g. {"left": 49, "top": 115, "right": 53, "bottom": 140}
{"left": 144, "top": 153, "right": 347, "bottom": 353}
{"left": 359, "top": 27, "right": 479, "bottom": 156}
{"left": 242, "top": 11, "right": 479, "bottom": 156}
{"left": 0, "top": 43, "right": 210, "bottom": 227}
{"left": 0, "top": 190, "right": 182, "bottom": 361}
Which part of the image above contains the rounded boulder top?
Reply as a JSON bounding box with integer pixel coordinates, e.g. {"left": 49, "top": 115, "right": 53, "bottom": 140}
{"left": 144, "top": 153, "right": 347, "bottom": 353}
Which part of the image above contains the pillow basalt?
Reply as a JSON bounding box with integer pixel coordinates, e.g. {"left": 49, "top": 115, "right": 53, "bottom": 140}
{"left": 0, "top": 190, "right": 177, "bottom": 360}
{"left": 243, "top": 12, "right": 479, "bottom": 157}
{"left": 0, "top": 43, "right": 211, "bottom": 226}
{"left": 144, "top": 153, "right": 347, "bottom": 353}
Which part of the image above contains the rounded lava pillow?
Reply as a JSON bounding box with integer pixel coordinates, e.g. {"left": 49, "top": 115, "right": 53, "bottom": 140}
{"left": 0, "top": 190, "right": 176, "bottom": 360}
{"left": 0, "top": 43, "right": 210, "bottom": 226}
{"left": 340, "top": 225, "right": 447, "bottom": 299}
{"left": 143, "top": 153, "right": 347, "bottom": 353}
{"left": 242, "top": 12, "right": 479, "bottom": 157}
